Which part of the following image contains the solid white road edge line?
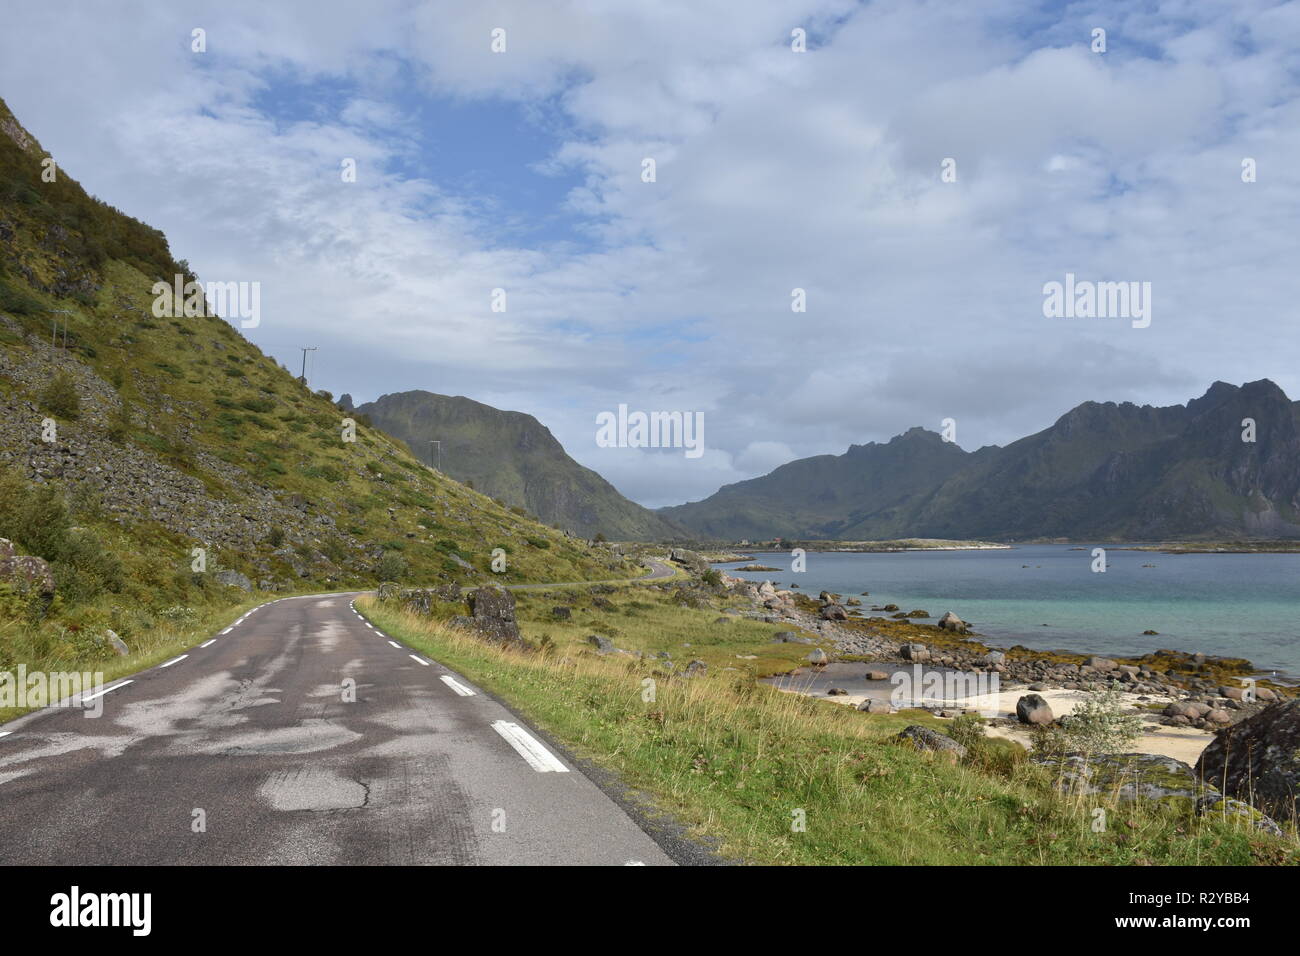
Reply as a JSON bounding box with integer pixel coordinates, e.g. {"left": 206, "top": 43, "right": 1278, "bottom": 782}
{"left": 440, "top": 675, "right": 476, "bottom": 697}
{"left": 491, "top": 720, "right": 569, "bottom": 772}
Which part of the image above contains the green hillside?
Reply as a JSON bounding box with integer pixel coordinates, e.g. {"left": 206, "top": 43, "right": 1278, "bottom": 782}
{"left": 0, "top": 96, "right": 633, "bottom": 677}
{"left": 353, "top": 390, "right": 684, "bottom": 541}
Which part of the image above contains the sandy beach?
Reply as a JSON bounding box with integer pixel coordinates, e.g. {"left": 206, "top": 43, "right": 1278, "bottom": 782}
{"left": 768, "top": 665, "right": 1215, "bottom": 764}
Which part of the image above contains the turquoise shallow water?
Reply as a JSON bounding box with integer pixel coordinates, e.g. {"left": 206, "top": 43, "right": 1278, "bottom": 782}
{"left": 716, "top": 545, "right": 1300, "bottom": 676}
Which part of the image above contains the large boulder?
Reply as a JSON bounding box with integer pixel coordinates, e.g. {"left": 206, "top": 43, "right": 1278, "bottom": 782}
{"left": 668, "top": 548, "right": 710, "bottom": 575}
{"left": 1195, "top": 699, "right": 1300, "bottom": 819}
{"left": 398, "top": 588, "right": 436, "bottom": 614}
{"left": 586, "top": 634, "right": 624, "bottom": 655}
{"left": 900, "top": 642, "right": 930, "bottom": 662}
{"left": 445, "top": 551, "right": 474, "bottom": 571}
{"left": 820, "top": 603, "right": 847, "bottom": 621}
{"left": 214, "top": 569, "right": 253, "bottom": 592}
{"left": 894, "top": 725, "right": 967, "bottom": 758}
{"left": 464, "top": 586, "right": 523, "bottom": 645}
{"left": 936, "top": 611, "right": 969, "bottom": 633}
{"left": 1016, "top": 693, "right": 1054, "bottom": 725}
{"left": 1194, "top": 793, "right": 1283, "bottom": 837}
{"left": 772, "top": 631, "right": 813, "bottom": 645}
{"left": 1034, "top": 752, "right": 1207, "bottom": 810}
{"left": 433, "top": 583, "right": 463, "bottom": 603}
{"left": 103, "top": 628, "right": 129, "bottom": 656}
{"left": 0, "top": 539, "right": 55, "bottom": 597}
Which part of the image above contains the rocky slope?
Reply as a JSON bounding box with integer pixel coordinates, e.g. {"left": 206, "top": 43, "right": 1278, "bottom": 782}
{"left": 0, "top": 95, "right": 632, "bottom": 633}
{"left": 663, "top": 381, "right": 1300, "bottom": 541}
{"left": 352, "top": 390, "right": 685, "bottom": 541}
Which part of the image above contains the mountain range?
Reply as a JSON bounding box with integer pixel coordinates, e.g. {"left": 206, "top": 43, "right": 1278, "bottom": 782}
{"left": 660, "top": 380, "right": 1300, "bottom": 542}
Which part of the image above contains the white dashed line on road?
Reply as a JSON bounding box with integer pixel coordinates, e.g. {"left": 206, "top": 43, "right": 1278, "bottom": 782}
{"left": 200, "top": 639, "right": 216, "bottom": 648}
{"left": 440, "top": 675, "right": 476, "bottom": 697}
{"left": 159, "top": 655, "right": 188, "bottom": 668}
{"left": 409, "top": 655, "right": 430, "bottom": 666}
{"left": 0, "top": 732, "right": 11, "bottom": 739}
{"left": 491, "top": 720, "right": 569, "bottom": 772}
{"left": 387, "top": 641, "right": 401, "bottom": 649}
{"left": 81, "top": 681, "right": 133, "bottom": 703}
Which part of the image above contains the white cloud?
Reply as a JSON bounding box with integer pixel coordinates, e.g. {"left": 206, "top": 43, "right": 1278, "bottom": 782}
{"left": 2, "top": 0, "right": 1298, "bottom": 508}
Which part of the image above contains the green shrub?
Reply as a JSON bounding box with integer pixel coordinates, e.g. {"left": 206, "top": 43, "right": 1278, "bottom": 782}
{"left": 1032, "top": 686, "right": 1143, "bottom": 757}
{"left": 0, "top": 474, "right": 122, "bottom": 605}
{"left": 106, "top": 400, "right": 132, "bottom": 443}
{"left": 948, "top": 712, "right": 986, "bottom": 750}
{"left": 302, "top": 463, "right": 343, "bottom": 483}
{"left": 320, "top": 538, "right": 349, "bottom": 564}
{"left": 0, "top": 278, "right": 43, "bottom": 315}
{"left": 39, "top": 371, "right": 81, "bottom": 419}
{"left": 375, "top": 553, "right": 407, "bottom": 582}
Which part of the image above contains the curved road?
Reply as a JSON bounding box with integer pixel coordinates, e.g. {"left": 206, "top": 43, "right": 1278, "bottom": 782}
{"left": 0, "top": 563, "right": 680, "bottom": 864}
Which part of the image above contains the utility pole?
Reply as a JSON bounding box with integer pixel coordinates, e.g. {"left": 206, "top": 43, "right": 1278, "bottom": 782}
{"left": 47, "top": 309, "right": 73, "bottom": 348}
{"left": 428, "top": 440, "right": 441, "bottom": 472}
{"left": 299, "top": 346, "right": 317, "bottom": 385}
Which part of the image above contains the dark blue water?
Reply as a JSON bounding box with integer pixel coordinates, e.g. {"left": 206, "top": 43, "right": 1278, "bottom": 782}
{"left": 717, "top": 546, "right": 1300, "bottom": 675}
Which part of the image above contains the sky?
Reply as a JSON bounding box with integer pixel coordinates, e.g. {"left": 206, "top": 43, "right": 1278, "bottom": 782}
{"left": 2, "top": 0, "right": 1299, "bottom": 508}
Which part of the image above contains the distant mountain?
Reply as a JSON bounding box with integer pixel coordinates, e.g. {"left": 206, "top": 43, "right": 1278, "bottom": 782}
{"left": 661, "top": 381, "right": 1300, "bottom": 541}
{"left": 354, "top": 390, "right": 683, "bottom": 541}
{"left": 659, "top": 427, "right": 970, "bottom": 540}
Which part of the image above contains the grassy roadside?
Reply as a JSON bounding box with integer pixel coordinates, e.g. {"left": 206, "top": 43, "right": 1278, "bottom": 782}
{"left": 358, "top": 594, "right": 1296, "bottom": 866}
{"left": 0, "top": 559, "right": 678, "bottom": 727}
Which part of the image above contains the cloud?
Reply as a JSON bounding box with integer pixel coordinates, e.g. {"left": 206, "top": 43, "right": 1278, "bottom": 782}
{"left": 1, "top": 0, "right": 1298, "bottom": 509}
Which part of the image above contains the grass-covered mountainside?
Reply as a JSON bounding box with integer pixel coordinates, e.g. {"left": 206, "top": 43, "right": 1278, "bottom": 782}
{"left": 662, "top": 381, "right": 1300, "bottom": 542}
{"left": 353, "top": 389, "right": 684, "bottom": 541}
{"left": 0, "top": 95, "right": 633, "bottom": 677}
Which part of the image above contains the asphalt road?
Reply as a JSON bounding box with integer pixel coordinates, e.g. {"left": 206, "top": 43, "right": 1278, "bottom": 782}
{"left": 0, "top": 582, "right": 678, "bottom": 865}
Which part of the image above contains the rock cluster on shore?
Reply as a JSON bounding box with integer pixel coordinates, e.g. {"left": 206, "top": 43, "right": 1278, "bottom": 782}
{"left": 710, "top": 571, "right": 1286, "bottom": 735}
